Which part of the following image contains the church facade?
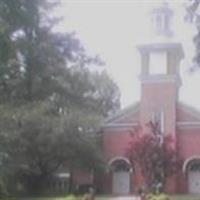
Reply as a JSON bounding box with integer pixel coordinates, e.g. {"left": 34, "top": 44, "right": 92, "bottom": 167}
{"left": 100, "top": 3, "right": 200, "bottom": 195}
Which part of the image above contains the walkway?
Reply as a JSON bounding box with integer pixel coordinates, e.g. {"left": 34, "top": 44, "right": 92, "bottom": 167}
{"left": 109, "top": 196, "right": 138, "bottom": 200}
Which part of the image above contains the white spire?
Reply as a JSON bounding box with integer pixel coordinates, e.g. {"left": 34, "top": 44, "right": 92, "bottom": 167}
{"left": 150, "top": 1, "right": 174, "bottom": 38}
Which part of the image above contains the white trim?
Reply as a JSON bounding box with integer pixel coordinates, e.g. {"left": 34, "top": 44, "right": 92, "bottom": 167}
{"left": 137, "top": 42, "right": 184, "bottom": 58}
{"left": 56, "top": 173, "right": 70, "bottom": 178}
{"left": 177, "top": 122, "right": 200, "bottom": 125}
{"left": 108, "top": 156, "right": 131, "bottom": 166}
{"left": 139, "top": 74, "right": 181, "bottom": 84}
{"left": 105, "top": 102, "right": 139, "bottom": 123}
{"left": 176, "top": 121, "right": 200, "bottom": 129}
{"left": 183, "top": 156, "right": 200, "bottom": 173}
{"left": 178, "top": 102, "right": 200, "bottom": 121}
{"left": 103, "top": 123, "right": 138, "bottom": 128}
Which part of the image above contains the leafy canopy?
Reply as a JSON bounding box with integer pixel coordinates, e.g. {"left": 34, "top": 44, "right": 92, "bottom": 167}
{"left": 0, "top": 0, "right": 120, "bottom": 195}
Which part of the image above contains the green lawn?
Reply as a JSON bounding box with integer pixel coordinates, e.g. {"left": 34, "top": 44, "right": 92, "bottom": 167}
{"left": 2, "top": 195, "right": 200, "bottom": 200}
{"left": 171, "top": 195, "right": 200, "bottom": 200}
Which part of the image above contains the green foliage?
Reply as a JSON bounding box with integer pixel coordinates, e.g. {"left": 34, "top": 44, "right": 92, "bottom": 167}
{"left": 0, "top": 103, "right": 103, "bottom": 194}
{"left": 127, "top": 123, "right": 182, "bottom": 191}
{"left": 186, "top": 0, "right": 200, "bottom": 68}
{"left": 0, "top": 195, "right": 199, "bottom": 200}
{"left": 0, "top": 0, "right": 120, "bottom": 196}
{"left": 147, "top": 193, "right": 170, "bottom": 200}
{"left": 0, "top": 178, "right": 7, "bottom": 197}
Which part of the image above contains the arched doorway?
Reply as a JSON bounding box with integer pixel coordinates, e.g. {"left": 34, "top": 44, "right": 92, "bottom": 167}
{"left": 184, "top": 157, "right": 200, "bottom": 194}
{"left": 109, "top": 157, "right": 133, "bottom": 195}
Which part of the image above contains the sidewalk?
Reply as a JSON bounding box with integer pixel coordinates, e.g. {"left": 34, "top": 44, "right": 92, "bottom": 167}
{"left": 108, "top": 196, "right": 138, "bottom": 200}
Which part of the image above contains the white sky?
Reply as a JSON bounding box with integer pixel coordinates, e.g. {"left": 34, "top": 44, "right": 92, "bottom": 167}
{"left": 55, "top": 0, "right": 200, "bottom": 110}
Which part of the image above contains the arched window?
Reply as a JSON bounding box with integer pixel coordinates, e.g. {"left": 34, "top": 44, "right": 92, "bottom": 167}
{"left": 112, "top": 160, "right": 130, "bottom": 172}
{"left": 109, "top": 157, "right": 133, "bottom": 172}
{"left": 188, "top": 160, "right": 200, "bottom": 172}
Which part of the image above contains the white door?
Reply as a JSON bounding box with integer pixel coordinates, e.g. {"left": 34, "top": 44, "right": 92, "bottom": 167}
{"left": 113, "top": 171, "right": 130, "bottom": 194}
{"left": 189, "top": 171, "right": 200, "bottom": 194}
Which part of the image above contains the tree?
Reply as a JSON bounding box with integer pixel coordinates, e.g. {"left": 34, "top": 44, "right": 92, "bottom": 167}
{"left": 186, "top": 0, "right": 200, "bottom": 68}
{"left": 0, "top": 0, "right": 120, "bottom": 195}
{"left": 0, "top": 103, "right": 103, "bottom": 194}
{"left": 0, "top": 0, "right": 120, "bottom": 112}
{"left": 69, "top": 69, "right": 120, "bottom": 117}
{"left": 0, "top": 0, "right": 94, "bottom": 103}
{"left": 127, "top": 122, "right": 182, "bottom": 191}
{"left": 0, "top": 95, "right": 107, "bottom": 194}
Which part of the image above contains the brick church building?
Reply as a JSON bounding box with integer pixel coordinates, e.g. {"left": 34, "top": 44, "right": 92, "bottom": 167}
{"left": 100, "top": 2, "right": 200, "bottom": 195}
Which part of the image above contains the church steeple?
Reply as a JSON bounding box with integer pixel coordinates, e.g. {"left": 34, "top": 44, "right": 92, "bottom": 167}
{"left": 150, "top": 2, "right": 173, "bottom": 37}
{"left": 137, "top": 2, "right": 184, "bottom": 84}
{"left": 137, "top": 2, "right": 184, "bottom": 137}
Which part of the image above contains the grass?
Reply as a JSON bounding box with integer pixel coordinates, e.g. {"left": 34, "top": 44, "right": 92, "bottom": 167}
{"left": 1, "top": 195, "right": 200, "bottom": 200}
{"left": 171, "top": 195, "right": 200, "bottom": 200}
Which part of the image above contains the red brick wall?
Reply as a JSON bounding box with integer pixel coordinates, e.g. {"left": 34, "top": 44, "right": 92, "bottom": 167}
{"left": 177, "top": 107, "right": 200, "bottom": 122}
{"left": 176, "top": 129, "right": 200, "bottom": 193}
{"left": 102, "top": 102, "right": 200, "bottom": 194}
{"left": 140, "top": 82, "right": 177, "bottom": 137}
{"left": 177, "top": 129, "right": 200, "bottom": 159}
{"left": 72, "top": 170, "right": 93, "bottom": 185}
{"left": 103, "top": 129, "right": 132, "bottom": 160}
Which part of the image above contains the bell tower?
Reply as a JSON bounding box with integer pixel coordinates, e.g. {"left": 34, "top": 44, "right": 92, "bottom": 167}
{"left": 137, "top": 2, "right": 184, "bottom": 136}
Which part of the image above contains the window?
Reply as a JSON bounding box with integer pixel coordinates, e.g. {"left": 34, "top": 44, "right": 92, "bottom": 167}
{"left": 149, "top": 51, "right": 167, "bottom": 74}
{"left": 189, "top": 161, "right": 200, "bottom": 172}
{"left": 151, "top": 111, "right": 164, "bottom": 134}
{"left": 156, "top": 15, "right": 162, "bottom": 30}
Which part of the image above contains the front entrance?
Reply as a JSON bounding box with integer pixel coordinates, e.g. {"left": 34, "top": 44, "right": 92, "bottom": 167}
{"left": 188, "top": 171, "right": 200, "bottom": 194}
{"left": 109, "top": 157, "right": 132, "bottom": 195}
{"left": 186, "top": 159, "right": 200, "bottom": 194}
{"left": 113, "top": 171, "right": 130, "bottom": 194}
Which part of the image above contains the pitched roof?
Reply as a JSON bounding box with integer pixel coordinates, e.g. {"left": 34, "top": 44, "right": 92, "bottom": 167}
{"left": 104, "top": 102, "right": 140, "bottom": 125}
{"left": 177, "top": 101, "right": 200, "bottom": 121}
{"left": 103, "top": 101, "right": 200, "bottom": 129}
{"left": 176, "top": 101, "right": 200, "bottom": 128}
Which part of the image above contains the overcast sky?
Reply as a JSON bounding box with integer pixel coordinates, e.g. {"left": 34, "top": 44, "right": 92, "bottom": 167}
{"left": 55, "top": 0, "right": 200, "bottom": 109}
